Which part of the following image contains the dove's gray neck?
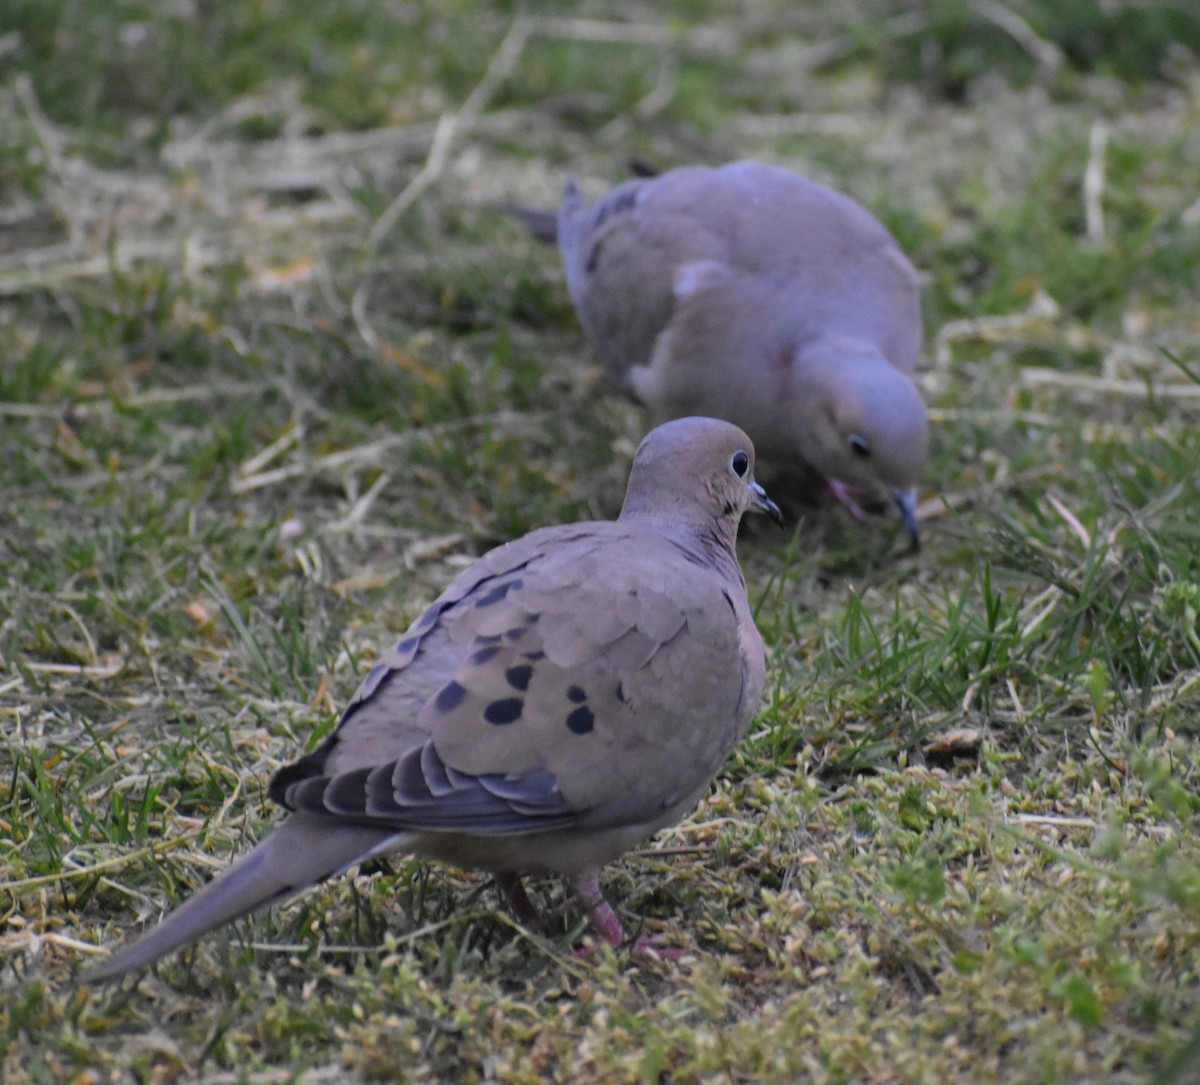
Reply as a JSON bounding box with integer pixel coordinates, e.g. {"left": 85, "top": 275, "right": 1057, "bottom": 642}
{"left": 619, "top": 499, "right": 743, "bottom": 584}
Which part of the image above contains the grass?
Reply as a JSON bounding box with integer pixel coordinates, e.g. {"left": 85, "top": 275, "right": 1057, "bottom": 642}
{"left": 3, "top": 0, "right": 1200, "bottom": 1081}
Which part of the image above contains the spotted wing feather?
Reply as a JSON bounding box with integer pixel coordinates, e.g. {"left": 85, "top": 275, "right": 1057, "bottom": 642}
{"left": 273, "top": 524, "right": 753, "bottom": 838}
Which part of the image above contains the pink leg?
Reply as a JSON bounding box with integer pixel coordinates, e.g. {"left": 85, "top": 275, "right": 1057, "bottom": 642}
{"left": 570, "top": 872, "right": 686, "bottom": 959}
{"left": 826, "top": 479, "right": 869, "bottom": 522}
{"left": 496, "top": 871, "right": 542, "bottom": 930}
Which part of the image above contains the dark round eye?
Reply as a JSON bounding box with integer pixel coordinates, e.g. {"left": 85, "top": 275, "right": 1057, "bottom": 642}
{"left": 848, "top": 435, "right": 871, "bottom": 460}
{"left": 730, "top": 450, "right": 750, "bottom": 477}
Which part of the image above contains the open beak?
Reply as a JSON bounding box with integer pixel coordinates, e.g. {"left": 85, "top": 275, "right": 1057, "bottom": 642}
{"left": 751, "top": 481, "right": 785, "bottom": 527}
{"left": 892, "top": 487, "right": 921, "bottom": 551}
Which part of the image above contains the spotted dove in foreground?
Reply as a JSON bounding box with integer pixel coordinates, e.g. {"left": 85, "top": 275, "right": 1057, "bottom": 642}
{"left": 83, "top": 416, "right": 782, "bottom": 982}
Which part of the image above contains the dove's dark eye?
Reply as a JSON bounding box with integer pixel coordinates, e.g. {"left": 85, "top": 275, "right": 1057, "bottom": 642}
{"left": 730, "top": 451, "right": 750, "bottom": 477}
{"left": 848, "top": 435, "right": 871, "bottom": 460}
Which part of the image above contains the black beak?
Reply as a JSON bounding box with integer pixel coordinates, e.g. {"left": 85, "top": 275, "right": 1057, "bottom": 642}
{"left": 751, "top": 481, "right": 785, "bottom": 527}
{"left": 893, "top": 487, "right": 921, "bottom": 552}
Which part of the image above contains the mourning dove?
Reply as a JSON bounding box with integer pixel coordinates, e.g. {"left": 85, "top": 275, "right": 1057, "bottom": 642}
{"left": 83, "top": 417, "right": 782, "bottom": 983}
{"left": 549, "top": 161, "right": 928, "bottom": 546}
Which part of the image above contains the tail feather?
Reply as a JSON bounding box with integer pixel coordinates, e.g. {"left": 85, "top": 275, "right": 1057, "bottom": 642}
{"left": 83, "top": 815, "right": 403, "bottom": 984}
{"left": 496, "top": 203, "right": 559, "bottom": 244}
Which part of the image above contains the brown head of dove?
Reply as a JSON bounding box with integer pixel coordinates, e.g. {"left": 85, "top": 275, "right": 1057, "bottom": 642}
{"left": 554, "top": 161, "right": 929, "bottom": 547}
{"left": 81, "top": 417, "right": 781, "bottom": 983}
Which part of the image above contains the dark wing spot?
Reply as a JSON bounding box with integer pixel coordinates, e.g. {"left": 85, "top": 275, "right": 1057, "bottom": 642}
{"left": 485, "top": 698, "right": 524, "bottom": 725}
{"left": 435, "top": 681, "right": 468, "bottom": 713}
{"left": 567, "top": 685, "right": 587, "bottom": 704}
{"left": 616, "top": 682, "right": 628, "bottom": 704}
{"left": 505, "top": 664, "right": 533, "bottom": 692}
{"left": 415, "top": 604, "right": 442, "bottom": 630}
{"left": 474, "top": 578, "right": 523, "bottom": 609}
{"left": 475, "top": 633, "right": 503, "bottom": 646}
{"left": 566, "top": 705, "right": 595, "bottom": 735}
{"left": 524, "top": 650, "right": 546, "bottom": 661}
{"left": 471, "top": 645, "right": 503, "bottom": 665}
{"left": 722, "top": 501, "right": 735, "bottom": 517}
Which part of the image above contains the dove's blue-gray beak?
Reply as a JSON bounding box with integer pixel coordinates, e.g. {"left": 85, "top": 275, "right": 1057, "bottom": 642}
{"left": 893, "top": 487, "right": 921, "bottom": 551}
{"left": 752, "top": 481, "right": 785, "bottom": 527}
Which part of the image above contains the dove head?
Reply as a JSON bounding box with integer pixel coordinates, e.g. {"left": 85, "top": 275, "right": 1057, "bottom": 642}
{"left": 620, "top": 417, "right": 784, "bottom": 550}
{"left": 799, "top": 341, "right": 929, "bottom": 545}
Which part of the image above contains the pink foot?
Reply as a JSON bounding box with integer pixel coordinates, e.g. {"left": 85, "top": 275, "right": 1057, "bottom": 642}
{"left": 569, "top": 873, "right": 686, "bottom": 959}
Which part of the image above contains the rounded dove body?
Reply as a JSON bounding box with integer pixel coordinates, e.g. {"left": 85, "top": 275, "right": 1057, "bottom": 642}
{"left": 555, "top": 161, "right": 929, "bottom": 545}
{"left": 84, "top": 417, "right": 782, "bottom": 982}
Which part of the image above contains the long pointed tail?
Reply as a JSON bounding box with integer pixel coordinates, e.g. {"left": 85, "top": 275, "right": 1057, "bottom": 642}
{"left": 82, "top": 815, "right": 404, "bottom": 984}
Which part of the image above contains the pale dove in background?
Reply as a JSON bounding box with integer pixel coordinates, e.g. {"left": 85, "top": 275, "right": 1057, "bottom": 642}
{"left": 84, "top": 417, "right": 782, "bottom": 983}
{"left": 545, "top": 161, "right": 928, "bottom": 547}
